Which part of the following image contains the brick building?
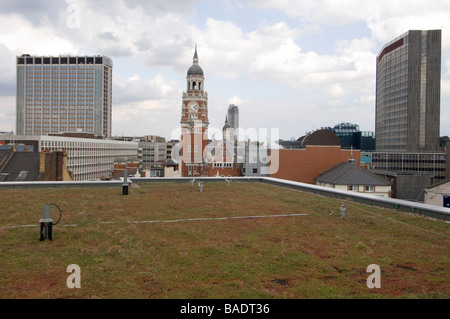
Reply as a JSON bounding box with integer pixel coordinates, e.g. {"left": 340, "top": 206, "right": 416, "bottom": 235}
{"left": 0, "top": 145, "right": 73, "bottom": 182}
{"left": 179, "top": 46, "right": 242, "bottom": 178}
{"left": 270, "top": 129, "right": 360, "bottom": 184}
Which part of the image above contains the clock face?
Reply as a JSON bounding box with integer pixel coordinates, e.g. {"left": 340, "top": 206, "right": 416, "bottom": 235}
{"left": 188, "top": 101, "right": 198, "bottom": 111}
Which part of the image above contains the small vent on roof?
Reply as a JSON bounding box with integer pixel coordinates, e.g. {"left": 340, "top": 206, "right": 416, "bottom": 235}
{"left": 16, "top": 171, "right": 29, "bottom": 181}
{"left": 0, "top": 173, "right": 9, "bottom": 181}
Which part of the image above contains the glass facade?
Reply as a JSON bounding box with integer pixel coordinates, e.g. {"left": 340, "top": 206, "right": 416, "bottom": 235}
{"left": 16, "top": 55, "right": 112, "bottom": 137}
{"left": 362, "top": 151, "right": 446, "bottom": 182}
{"left": 326, "top": 122, "right": 375, "bottom": 151}
{"left": 375, "top": 30, "right": 441, "bottom": 152}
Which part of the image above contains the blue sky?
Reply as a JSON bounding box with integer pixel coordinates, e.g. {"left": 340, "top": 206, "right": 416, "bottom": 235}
{"left": 0, "top": 0, "right": 449, "bottom": 141}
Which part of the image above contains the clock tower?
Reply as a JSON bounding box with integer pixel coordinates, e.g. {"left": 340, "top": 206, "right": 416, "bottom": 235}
{"left": 180, "top": 45, "right": 210, "bottom": 177}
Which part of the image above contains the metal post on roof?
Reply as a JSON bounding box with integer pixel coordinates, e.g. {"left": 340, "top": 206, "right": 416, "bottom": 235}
{"left": 122, "top": 169, "right": 128, "bottom": 195}
{"left": 40, "top": 205, "right": 53, "bottom": 241}
{"left": 340, "top": 202, "right": 346, "bottom": 218}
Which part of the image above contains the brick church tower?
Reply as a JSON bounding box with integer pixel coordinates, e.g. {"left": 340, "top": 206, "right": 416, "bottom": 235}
{"left": 180, "top": 45, "right": 210, "bottom": 177}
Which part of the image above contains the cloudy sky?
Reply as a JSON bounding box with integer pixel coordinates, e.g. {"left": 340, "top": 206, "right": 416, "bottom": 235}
{"left": 0, "top": 0, "right": 449, "bottom": 141}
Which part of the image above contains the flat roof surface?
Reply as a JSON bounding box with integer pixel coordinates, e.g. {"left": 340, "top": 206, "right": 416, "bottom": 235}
{"left": 0, "top": 181, "right": 449, "bottom": 299}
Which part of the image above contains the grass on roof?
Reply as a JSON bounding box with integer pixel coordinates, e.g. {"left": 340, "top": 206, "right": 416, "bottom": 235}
{"left": 0, "top": 181, "right": 449, "bottom": 299}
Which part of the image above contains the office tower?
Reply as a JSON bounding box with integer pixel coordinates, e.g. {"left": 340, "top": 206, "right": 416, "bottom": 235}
{"left": 16, "top": 54, "right": 113, "bottom": 137}
{"left": 227, "top": 104, "right": 239, "bottom": 131}
{"left": 227, "top": 104, "right": 239, "bottom": 141}
{"left": 375, "top": 30, "right": 441, "bottom": 152}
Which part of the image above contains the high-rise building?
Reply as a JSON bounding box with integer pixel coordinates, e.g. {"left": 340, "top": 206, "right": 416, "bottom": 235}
{"left": 227, "top": 104, "right": 239, "bottom": 140}
{"left": 375, "top": 30, "right": 441, "bottom": 152}
{"left": 16, "top": 54, "right": 113, "bottom": 137}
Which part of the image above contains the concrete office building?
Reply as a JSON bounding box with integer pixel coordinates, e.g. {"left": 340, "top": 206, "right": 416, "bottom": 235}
{"left": 375, "top": 30, "right": 441, "bottom": 152}
{"left": 0, "top": 135, "right": 138, "bottom": 181}
{"left": 241, "top": 140, "right": 270, "bottom": 177}
{"left": 16, "top": 54, "right": 113, "bottom": 137}
{"left": 139, "top": 136, "right": 167, "bottom": 177}
{"left": 166, "top": 140, "right": 179, "bottom": 160}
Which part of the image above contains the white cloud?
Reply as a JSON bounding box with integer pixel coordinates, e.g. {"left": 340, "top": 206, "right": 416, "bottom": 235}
{"left": 0, "top": 0, "right": 449, "bottom": 138}
{"left": 228, "top": 95, "right": 249, "bottom": 106}
{"left": 113, "top": 74, "right": 181, "bottom": 104}
{"left": 442, "top": 79, "right": 450, "bottom": 100}
{"left": 249, "top": 0, "right": 450, "bottom": 50}
{"left": 0, "top": 96, "right": 15, "bottom": 132}
{"left": 112, "top": 73, "right": 183, "bottom": 137}
{"left": 0, "top": 14, "right": 77, "bottom": 55}
{"left": 328, "top": 83, "right": 345, "bottom": 97}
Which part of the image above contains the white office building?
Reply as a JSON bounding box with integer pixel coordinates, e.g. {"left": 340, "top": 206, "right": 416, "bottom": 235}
{"left": 0, "top": 135, "right": 138, "bottom": 181}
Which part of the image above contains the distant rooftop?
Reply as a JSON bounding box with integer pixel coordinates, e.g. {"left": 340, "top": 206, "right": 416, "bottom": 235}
{"left": 316, "top": 161, "right": 391, "bottom": 186}
{"left": 0, "top": 152, "right": 40, "bottom": 182}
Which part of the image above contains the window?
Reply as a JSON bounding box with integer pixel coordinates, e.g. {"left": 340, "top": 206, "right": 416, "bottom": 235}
{"left": 253, "top": 168, "right": 258, "bottom": 174}
{"left": 16, "top": 171, "right": 29, "bottom": 181}
{"left": 365, "top": 185, "right": 374, "bottom": 192}
{"left": 348, "top": 185, "right": 358, "bottom": 191}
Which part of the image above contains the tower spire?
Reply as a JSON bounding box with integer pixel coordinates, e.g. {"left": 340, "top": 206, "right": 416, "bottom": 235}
{"left": 193, "top": 44, "right": 199, "bottom": 64}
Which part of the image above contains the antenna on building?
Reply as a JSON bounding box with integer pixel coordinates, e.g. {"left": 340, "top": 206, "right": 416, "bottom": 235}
{"left": 348, "top": 146, "right": 356, "bottom": 164}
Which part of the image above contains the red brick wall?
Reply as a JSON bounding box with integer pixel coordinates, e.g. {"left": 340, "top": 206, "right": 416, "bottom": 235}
{"left": 270, "top": 146, "right": 360, "bottom": 184}
{"left": 113, "top": 163, "right": 139, "bottom": 176}
{"left": 209, "top": 166, "right": 242, "bottom": 177}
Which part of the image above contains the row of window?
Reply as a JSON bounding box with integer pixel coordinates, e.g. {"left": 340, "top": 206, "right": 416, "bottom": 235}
{"left": 372, "top": 157, "right": 446, "bottom": 162}
{"left": 26, "top": 115, "right": 94, "bottom": 119}
{"left": 26, "top": 103, "right": 95, "bottom": 107}
{"left": 26, "top": 79, "right": 95, "bottom": 83}
{"left": 26, "top": 88, "right": 97, "bottom": 93}
{"left": 213, "top": 162, "right": 233, "bottom": 168}
{"left": 18, "top": 57, "right": 105, "bottom": 65}
{"left": 242, "top": 168, "right": 259, "bottom": 174}
{"left": 27, "top": 74, "right": 95, "bottom": 79}
{"left": 371, "top": 166, "right": 446, "bottom": 172}
{"left": 348, "top": 185, "right": 374, "bottom": 192}
{"left": 25, "top": 95, "right": 95, "bottom": 99}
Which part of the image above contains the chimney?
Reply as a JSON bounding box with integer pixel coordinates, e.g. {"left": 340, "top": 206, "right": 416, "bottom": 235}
{"left": 56, "top": 149, "right": 68, "bottom": 181}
